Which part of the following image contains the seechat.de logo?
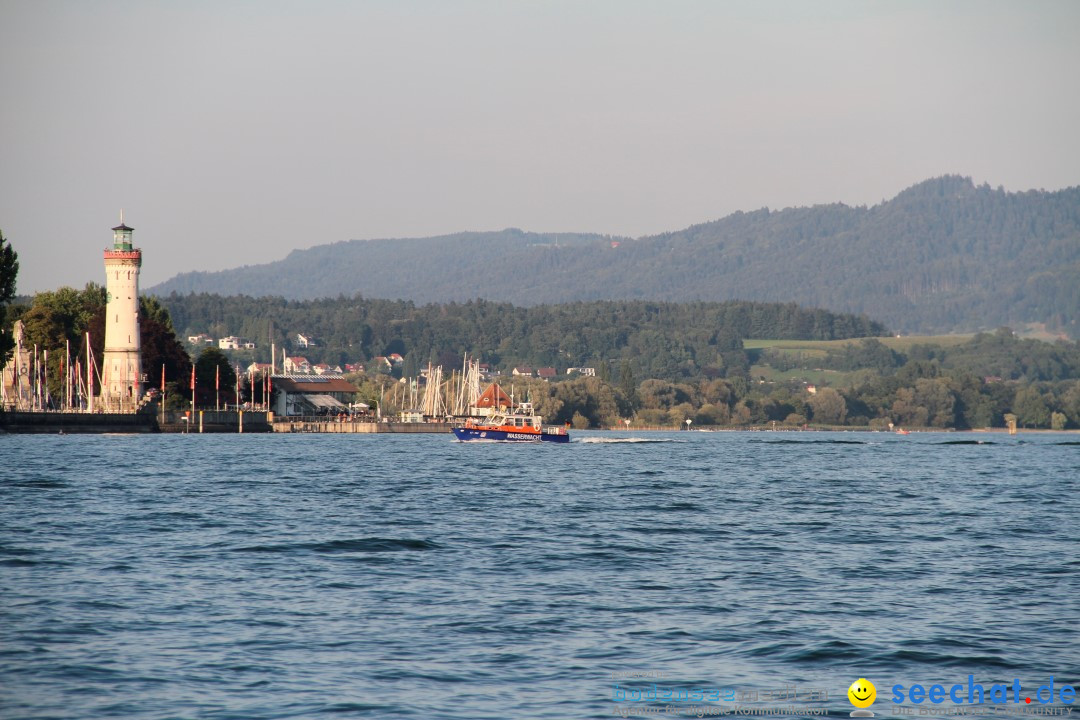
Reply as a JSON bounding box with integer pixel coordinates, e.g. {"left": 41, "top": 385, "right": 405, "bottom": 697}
{"left": 891, "top": 676, "right": 1077, "bottom": 706}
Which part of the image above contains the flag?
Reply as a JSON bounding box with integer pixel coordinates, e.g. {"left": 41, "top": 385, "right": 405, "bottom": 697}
{"left": 190, "top": 365, "right": 195, "bottom": 391}
{"left": 161, "top": 364, "right": 166, "bottom": 393}
{"left": 215, "top": 365, "right": 220, "bottom": 390}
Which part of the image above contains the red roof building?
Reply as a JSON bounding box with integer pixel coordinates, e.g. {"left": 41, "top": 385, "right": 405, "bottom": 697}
{"left": 475, "top": 383, "right": 512, "bottom": 410}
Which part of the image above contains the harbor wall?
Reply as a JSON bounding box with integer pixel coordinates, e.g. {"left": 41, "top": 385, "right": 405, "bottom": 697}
{"left": 272, "top": 419, "right": 450, "bottom": 434}
{"left": 0, "top": 410, "right": 272, "bottom": 434}
{"left": 0, "top": 411, "right": 156, "bottom": 434}
{"left": 159, "top": 410, "right": 272, "bottom": 433}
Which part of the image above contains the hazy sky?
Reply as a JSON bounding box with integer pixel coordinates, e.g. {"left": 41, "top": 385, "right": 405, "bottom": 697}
{"left": 2, "top": 0, "right": 1078, "bottom": 293}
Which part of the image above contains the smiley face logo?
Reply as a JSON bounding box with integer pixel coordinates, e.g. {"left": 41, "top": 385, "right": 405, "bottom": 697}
{"left": 848, "top": 678, "right": 876, "bottom": 708}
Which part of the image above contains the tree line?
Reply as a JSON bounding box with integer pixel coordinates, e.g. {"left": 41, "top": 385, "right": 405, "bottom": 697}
{"left": 160, "top": 293, "right": 887, "bottom": 381}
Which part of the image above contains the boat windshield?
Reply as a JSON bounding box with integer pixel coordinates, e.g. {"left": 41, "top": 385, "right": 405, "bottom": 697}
{"left": 471, "top": 410, "right": 542, "bottom": 428}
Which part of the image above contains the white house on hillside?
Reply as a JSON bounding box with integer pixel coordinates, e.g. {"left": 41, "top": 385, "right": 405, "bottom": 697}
{"left": 284, "top": 356, "right": 312, "bottom": 374}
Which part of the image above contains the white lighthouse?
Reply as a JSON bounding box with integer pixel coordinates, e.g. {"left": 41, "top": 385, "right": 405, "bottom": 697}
{"left": 102, "top": 215, "right": 143, "bottom": 411}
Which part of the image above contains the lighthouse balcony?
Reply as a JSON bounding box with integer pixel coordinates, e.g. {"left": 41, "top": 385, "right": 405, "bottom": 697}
{"left": 104, "top": 249, "right": 142, "bottom": 260}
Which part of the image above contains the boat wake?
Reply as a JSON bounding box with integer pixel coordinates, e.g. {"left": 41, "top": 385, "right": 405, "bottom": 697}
{"left": 577, "top": 437, "right": 682, "bottom": 444}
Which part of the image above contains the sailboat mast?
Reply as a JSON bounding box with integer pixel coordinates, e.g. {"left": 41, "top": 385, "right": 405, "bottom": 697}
{"left": 87, "top": 332, "right": 94, "bottom": 413}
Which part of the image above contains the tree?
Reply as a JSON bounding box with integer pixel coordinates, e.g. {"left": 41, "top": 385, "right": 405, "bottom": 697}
{"left": 194, "top": 347, "right": 236, "bottom": 408}
{"left": 636, "top": 408, "right": 669, "bottom": 426}
{"left": 766, "top": 388, "right": 804, "bottom": 422}
{"left": 667, "top": 402, "right": 696, "bottom": 427}
{"left": 890, "top": 387, "right": 929, "bottom": 428}
{"left": 140, "top": 295, "right": 175, "bottom": 332}
{"left": 808, "top": 387, "right": 848, "bottom": 425}
{"left": 549, "top": 376, "right": 622, "bottom": 427}
{"left": 694, "top": 403, "right": 729, "bottom": 426}
{"left": 1012, "top": 386, "right": 1050, "bottom": 428}
{"left": 402, "top": 353, "right": 419, "bottom": 381}
{"left": 700, "top": 378, "right": 734, "bottom": 407}
{"left": 637, "top": 379, "right": 694, "bottom": 410}
{"left": 618, "top": 360, "right": 638, "bottom": 409}
{"left": 0, "top": 229, "right": 20, "bottom": 369}
{"left": 825, "top": 338, "right": 903, "bottom": 372}
{"left": 731, "top": 401, "right": 753, "bottom": 425}
{"left": 1061, "top": 382, "right": 1080, "bottom": 429}
{"left": 140, "top": 296, "right": 192, "bottom": 407}
{"left": 18, "top": 285, "right": 105, "bottom": 401}
{"left": 914, "top": 377, "right": 955, "bottom": 428}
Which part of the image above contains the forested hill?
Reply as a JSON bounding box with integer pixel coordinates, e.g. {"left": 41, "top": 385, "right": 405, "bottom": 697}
{"left": 150, "top": 176, "right": 1080, "bottom": 337}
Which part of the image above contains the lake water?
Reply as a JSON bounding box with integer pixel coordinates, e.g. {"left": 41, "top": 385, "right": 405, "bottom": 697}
{"left": 1, "top": 431, "right": 1078, "bottom": 719}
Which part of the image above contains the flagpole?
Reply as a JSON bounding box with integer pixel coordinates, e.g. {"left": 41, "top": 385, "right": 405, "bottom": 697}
{"left": 66, "top": 339, "right": 71, "bottom": 410}
{"left": 85, "top": 333, "right": 92, "bottom": 412}
{"left": 43, "top": 349, "right": 49, "bottom": 410}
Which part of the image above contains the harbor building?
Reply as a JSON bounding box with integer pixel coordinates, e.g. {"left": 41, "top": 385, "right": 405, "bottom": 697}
{"left": 272, "top": 374, "right": 360, "bottom": 417}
